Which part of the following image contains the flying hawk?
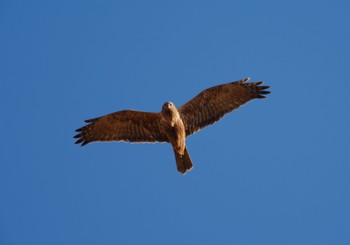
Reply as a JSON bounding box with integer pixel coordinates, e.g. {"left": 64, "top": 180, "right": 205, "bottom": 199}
{"left": 74, "top": 77, "right": 270, "bottom": 174}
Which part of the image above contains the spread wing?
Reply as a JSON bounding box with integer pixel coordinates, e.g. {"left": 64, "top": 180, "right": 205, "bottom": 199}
{"left": 74, "top": 110, "right": 168, "bottom": 146}
{"left": 178, "top": 77, "right": 270, "bottom": 136}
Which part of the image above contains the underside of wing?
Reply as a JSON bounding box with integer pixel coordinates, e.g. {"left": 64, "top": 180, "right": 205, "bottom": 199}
{"left": 178, "top": 77, "right": 270, "bottom": 136}
{"left": 74, "top": 110, "right": 168, "bottom": 146}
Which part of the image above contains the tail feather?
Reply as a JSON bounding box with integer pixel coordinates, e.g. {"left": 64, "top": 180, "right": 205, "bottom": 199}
{"left": 174, "top": 147, "right": 193, "bottom": 174}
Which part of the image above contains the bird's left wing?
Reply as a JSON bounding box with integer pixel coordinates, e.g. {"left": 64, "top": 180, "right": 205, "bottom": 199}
{"left": 74, "top": 110, "right": 168, "bottom": 146}
{"left": 178, "top": 78, "right": 270, "bottom": 136}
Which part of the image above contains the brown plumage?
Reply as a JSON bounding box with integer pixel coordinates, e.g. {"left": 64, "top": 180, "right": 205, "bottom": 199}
{"left": 74, "top": 77, "right": 270, "bottom": 174}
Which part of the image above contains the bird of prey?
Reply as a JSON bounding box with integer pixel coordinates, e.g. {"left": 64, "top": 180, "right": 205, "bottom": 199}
{"left": 74, "top": 77, "right": 270, "bottom": 174}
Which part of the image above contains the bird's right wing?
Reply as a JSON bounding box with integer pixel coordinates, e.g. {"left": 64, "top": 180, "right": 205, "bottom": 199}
{"left": 178, "top": 78, "right": 270, "bottom": 136}
{"left": 74, "top": 110, "right": 168, "bottom": 146}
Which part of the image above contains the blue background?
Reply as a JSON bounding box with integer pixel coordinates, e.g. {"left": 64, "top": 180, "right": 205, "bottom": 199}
{"left": 1, "top": 0, "right": 349, "bottom": 244}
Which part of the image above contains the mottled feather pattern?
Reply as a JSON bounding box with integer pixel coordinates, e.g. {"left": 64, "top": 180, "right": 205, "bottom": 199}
{"left": 74, "top": 110, "right": 168, "bottom": 146}
{"left": 178, "top": 77, "right": 270, "bottom": 135}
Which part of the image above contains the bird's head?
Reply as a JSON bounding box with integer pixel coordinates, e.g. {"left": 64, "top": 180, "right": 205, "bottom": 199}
{"left": 161, "top": 102, "right": 178, "bottom": 117}
{"left": 162, "top": 101, "right": 175, "bottom": 111}
{"left": 161, "top": 101, "right": 180, "bottom": 123}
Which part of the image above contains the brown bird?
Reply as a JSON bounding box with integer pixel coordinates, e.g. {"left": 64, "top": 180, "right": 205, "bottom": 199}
{"left": 74, "top": 77, "right": 270, "bottom": 174}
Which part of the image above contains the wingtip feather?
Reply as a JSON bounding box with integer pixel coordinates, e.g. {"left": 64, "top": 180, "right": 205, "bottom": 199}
{"left": 84, "top": 117, "right": 99, "bottom": 123}
{"left": 74, "top": 138, "right": 83, "bottom": 144}
{"left": 74, "top": 138, "right": 89, "bottom": 146}
{"left": 73, "top": 133, "right": 81, "bottom": 139}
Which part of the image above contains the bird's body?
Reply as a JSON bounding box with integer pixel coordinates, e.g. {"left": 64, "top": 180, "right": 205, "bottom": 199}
{"left": 74, "top": 77, "right": 270, "bottom": 174}
{"left": 160, "top": 102, "right": 192, "bottom": 173}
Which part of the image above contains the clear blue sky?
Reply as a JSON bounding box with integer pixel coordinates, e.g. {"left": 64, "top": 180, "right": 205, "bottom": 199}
{"left": 1, "top": 0, "right": 349, "bottom": 244}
